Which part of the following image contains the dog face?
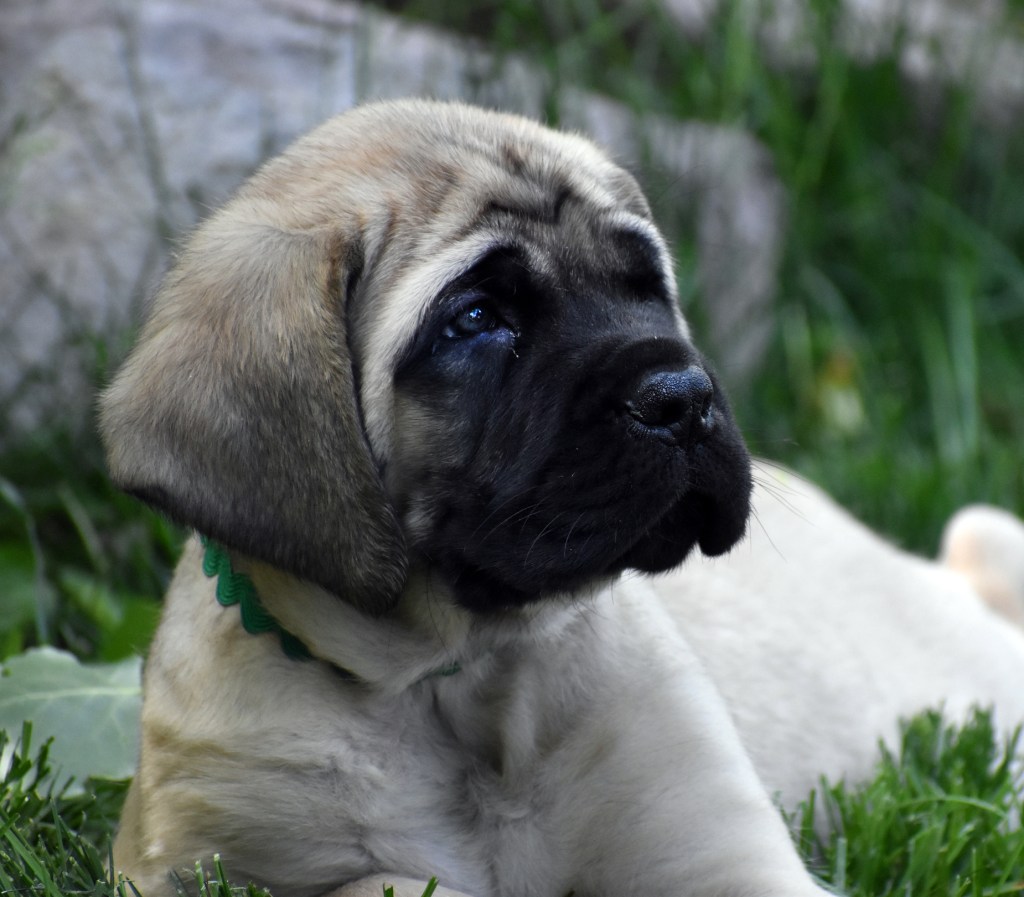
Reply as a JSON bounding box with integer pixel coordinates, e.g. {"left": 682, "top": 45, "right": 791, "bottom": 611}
{"left": 100, "top": 100, "right": 752, "bottom": 615}
{"left": 386, "top": 218, "right": 751, "bottom": 612}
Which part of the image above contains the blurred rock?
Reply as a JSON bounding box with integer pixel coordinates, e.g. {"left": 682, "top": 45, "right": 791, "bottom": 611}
{"left": 0, "top": 0, "right": 783, "bottom": 446}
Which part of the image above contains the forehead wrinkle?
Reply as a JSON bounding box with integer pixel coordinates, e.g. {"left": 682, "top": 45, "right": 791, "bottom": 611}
{"left": 456, "top": 142, "right": 626, "bottom": 237}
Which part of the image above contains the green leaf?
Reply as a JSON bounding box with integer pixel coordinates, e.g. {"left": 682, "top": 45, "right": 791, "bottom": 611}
{"left": 0, "top": 647, "right": 141, "bottom": 788}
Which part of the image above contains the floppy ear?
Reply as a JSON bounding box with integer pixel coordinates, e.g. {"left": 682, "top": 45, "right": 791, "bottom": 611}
{"left": 99, "top": 208, "right": 407, "bottom": 615}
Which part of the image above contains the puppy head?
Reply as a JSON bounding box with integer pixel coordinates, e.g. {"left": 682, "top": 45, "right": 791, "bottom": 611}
{"left": 100, "top": 100, "right": 751, "bottom": 616}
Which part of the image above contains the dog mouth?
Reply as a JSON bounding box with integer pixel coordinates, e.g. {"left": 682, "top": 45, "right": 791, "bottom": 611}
{"left": 435, "top": 476, "right": 750, "bottom": 613}
{"left": 430, "top": 393, "right": 753, "bottom": 613}
{"left": 583, "top": 419, "right": 754, "bottom": 578}
{"left": 614, "top": 475, "right": 753, "bottom": 573}
{"left": 580, "top": 355, "right": 754, "bottom": 575}
{"left": 396, "top": 330, "right": 753, "bottom": 612}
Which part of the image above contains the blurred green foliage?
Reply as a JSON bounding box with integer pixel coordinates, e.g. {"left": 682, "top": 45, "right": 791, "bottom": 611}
{"left": 0, "top": 433, "right": 178, "bottom": 662}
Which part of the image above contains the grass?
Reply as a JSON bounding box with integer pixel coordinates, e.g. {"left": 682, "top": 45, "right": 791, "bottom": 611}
{"left": 0, "top": 724, "right": 271, "bottom": 897}
{"left": 0, "top": 724, "right": 129, "bottom": 896}
{"left": 2, "top": 710, "right": 1021, "bottom": 896}
{"left": 794, "top": 710, "right": 1024, "bottom": 897}
{"left": 1, "top": 0, "right": 1024, "bottom": 893}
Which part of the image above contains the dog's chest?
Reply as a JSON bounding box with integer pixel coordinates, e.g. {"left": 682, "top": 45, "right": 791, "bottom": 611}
{"left": 198, "top": 665, "right": 562, "bottom": 896}
{"left": 341, "top": 662, "right": 572, "bottom": 894}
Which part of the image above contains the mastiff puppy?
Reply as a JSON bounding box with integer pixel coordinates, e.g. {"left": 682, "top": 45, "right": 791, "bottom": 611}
{"left": 101, "top": 100, "right": 1024, "bottom": 897}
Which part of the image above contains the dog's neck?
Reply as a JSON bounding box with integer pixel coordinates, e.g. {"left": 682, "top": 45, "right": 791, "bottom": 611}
{"left": 208, "top": 540, "right": 475, "bottom": 691}
{"left": 208, "top": 536, "right": 594, "bottom": 694}
{"left": 201, "top": 537, "right": 318, "bottom": 663}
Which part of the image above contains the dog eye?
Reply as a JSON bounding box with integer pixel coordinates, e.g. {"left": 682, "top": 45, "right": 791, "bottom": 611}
{"left": 442, "top": 303, "right": 499, "bottom": 339}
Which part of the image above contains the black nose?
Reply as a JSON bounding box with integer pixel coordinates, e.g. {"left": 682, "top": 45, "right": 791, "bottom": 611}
{"left": 627, "top": 366, "right": 715, "bottom": 446}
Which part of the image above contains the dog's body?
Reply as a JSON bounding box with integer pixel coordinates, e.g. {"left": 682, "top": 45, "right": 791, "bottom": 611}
{"left": 102, "top": 100, "right": 1024, "bottom": 897}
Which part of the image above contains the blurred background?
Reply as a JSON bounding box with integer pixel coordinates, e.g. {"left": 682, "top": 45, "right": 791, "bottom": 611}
{"left": 2, "top": 0, "right": 1023, "bottom": 664}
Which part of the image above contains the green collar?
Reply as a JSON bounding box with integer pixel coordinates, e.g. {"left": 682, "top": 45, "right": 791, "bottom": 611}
{"left": 200, "top": 537, "right": 461, "bottom": 682}
{"left": 201, "top": 537, "right": 315, "bottom": 662}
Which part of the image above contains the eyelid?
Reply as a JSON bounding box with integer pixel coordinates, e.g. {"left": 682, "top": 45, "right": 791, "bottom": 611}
{"left": 397, "top": 286, "right": 507, "bottom": 372}
{"left": 448, "top": 290, "right": 491, "bottom": 314}
{"left": 444, "top": 288, "right": 509, "bottom": 329}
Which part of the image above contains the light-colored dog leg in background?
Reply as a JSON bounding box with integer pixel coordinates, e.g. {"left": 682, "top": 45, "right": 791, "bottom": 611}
{"left": 942, "top": 505, "right": 1024, "bottom": 627}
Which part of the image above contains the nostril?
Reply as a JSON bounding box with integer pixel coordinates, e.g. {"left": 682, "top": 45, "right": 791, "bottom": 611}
{"left": 627, "top": 366, "right": 715, "bottom": 444}
{"left": 697, "top": 390, "right": 713, "bottom": 426}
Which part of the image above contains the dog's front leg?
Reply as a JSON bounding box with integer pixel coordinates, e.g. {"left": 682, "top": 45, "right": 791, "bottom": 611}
{"left": 326, "top": 874, "right": 475, "bottom": 897}
{"left": 546, "top": 592, "right": 828, "bottom": 897}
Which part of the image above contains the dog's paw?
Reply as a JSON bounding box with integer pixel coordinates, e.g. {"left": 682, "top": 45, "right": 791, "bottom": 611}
{"left": 324, "top": 875, "right": 476, "bottom": 897}
{"left": 941, "top": 504, "right": 1024, "bottom": 626}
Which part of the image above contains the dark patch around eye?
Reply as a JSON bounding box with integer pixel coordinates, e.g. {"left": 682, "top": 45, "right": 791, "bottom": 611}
{"left": 395, "top": 247, "right": 529, "bottom": 373}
